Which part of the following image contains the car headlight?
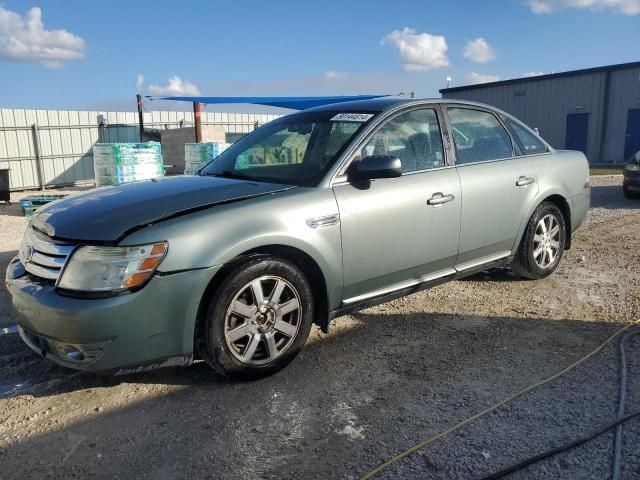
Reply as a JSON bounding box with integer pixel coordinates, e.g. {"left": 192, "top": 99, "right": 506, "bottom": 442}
{"left": 625, "top": 163, "right": 640, "bottom": 172}
{"left": 58, "top": 242, "right": 167, "bottom": 292}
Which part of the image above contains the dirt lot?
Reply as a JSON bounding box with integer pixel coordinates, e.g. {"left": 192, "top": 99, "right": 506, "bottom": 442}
{"left": 0, "top": 176, "right": 639, "bottom": 479}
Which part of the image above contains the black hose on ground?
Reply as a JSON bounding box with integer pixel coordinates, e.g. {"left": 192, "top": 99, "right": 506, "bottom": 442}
{"left": 480, "top": 330, "right": 640, "bottom": 480}
{"left": 360, "top": 322, "right": 640, "bottom": 480}
{"left": 612, "top": 331, "right": 636, "bottom": 480}
{"left": 480, "top": 410, "right": 640, "bottom": 479}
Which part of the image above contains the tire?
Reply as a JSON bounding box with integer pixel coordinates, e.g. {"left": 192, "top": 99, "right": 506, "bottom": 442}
{"left": 201, "top": 255, "right": 314, "bottom": 380}
{"left": 623, "top": 186, "right": 638, "bottom": 199}
{"left": 511, "top": 202, "right": 566, "bottom": 280}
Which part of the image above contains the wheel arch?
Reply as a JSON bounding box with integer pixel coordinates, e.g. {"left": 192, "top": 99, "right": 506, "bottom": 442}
{"left": 515, "top": 192, "right": 573, "bottom": 253}
{"left": 193, "top": 244, "right": 331, "bottom": 358}
{"left": 541, "top": 194, "right": 572, "bottom": 250}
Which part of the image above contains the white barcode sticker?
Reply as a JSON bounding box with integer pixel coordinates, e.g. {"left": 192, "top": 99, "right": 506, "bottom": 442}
{"left": 331, "top": 113, "right": 374, "bottom": 122}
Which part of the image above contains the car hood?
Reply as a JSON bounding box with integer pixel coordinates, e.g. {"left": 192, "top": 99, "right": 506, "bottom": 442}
{"left": 31, "top": 175, "right": 294, "bottom": 242}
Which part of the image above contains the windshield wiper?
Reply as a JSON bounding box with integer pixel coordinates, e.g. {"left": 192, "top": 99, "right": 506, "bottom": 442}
{"left": 202, "top": 170, "right": 285, "bottom": 185}
{"left": 204, "top": 170, "right": 254, "bottom": 179}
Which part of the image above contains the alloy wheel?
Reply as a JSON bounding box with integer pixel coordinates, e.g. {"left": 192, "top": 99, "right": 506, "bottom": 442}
{"left": 533, "top": 213, "right": 561, "bottom": 269}
{"left": 224, "top": 276, "right": 301, "bottom": 365}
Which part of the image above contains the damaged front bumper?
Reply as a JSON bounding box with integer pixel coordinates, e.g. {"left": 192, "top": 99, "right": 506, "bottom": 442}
{"left": 5, "top": 256, "right": 217, "bottom": 373}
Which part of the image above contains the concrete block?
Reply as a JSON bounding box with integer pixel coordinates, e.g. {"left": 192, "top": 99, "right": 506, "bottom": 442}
{"left": 161, "top": 126, "right": 226, "bottom": 175}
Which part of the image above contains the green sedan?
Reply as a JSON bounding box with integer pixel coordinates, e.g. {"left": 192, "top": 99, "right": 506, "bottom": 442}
{"left": 6, "top": 98, "right": 590, "bottom": 379}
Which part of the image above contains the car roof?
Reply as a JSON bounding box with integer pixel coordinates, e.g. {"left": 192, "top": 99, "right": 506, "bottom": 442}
{"left": 304, "top": 97, "right": 506, "bottom": 114}
{"left": 305, "top": 97, "right": 413, "bottom": 113}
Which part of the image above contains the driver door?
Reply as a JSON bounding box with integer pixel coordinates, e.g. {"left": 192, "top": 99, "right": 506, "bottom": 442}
{"left": 332, "top": 107, "right": 461, "bottom": 302}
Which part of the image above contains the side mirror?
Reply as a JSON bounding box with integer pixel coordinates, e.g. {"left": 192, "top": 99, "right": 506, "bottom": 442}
{"left": 349, "top": 155, "right": 402, "bottom": 181}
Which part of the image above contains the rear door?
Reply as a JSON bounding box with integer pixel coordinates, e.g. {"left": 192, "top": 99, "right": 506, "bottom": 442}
{"left": 333, "top": 107, "right": 461, "bottom": 301}
{"left": 445, "top": 106, "right": 539, "bottom": 270}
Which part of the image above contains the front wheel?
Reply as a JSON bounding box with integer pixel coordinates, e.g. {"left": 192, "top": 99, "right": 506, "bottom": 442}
{"left": 511, "top": 202, "right": 566, "bottom": 280}
{"left": 202, "top": 255, "right": 314, "bottom": 380}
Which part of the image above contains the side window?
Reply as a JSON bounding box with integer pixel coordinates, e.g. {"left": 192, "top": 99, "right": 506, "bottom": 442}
{"left": 504, "top": 117, "right": 548, "bottom": 155}
{"left": 448, "top": 108, "right": 514, "bottom": 164}
{"left": 358, "top": 109, "right": 445, "bottom": 173}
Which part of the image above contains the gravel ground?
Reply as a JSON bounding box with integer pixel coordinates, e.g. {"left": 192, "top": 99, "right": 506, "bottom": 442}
{"left": 0, "top": 176, "right": 638, "bottom": 479}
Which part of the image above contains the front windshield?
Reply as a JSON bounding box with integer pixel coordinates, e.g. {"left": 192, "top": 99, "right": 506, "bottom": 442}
{"left": 199, "top": 111, "right": 375, "bottom": 186}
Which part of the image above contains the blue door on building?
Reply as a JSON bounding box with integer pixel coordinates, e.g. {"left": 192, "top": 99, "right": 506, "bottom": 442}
{"left": 624, "top": 109, "right": 640, "bottom": 160}
{"left": 565, "top": 113, "right": 589, "bottom": 156}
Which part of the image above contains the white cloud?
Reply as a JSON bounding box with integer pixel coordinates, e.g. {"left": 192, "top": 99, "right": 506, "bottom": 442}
{"left": 468, "top": 72, "right": 501, "bottom": 84}
{"left": 382, "top": 27, "right": 449, "bottom": 71}
{"left": 463, "top": 38, "right": 496, "bottom": 63}
{"left": 324, "top": 70, "right": 347, "bottom": 80}
{"left": 525, "top": 0, "right": 640, "bottom": 14}
{"left": 522, "top": 71, "right": 545, "bottom": 77}
{"left": 0, "top": 6, "right": 85, "bottom": 69}
{"left": 148, "top": 76, "right": 201, "bottom": 96}
{"left": 136, "top": 74, "right": 145, "bottom": 90}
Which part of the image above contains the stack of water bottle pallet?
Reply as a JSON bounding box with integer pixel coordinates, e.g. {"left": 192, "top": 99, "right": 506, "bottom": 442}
{"left": 184, "top": 142, "right": 230, "bottom": 175}
{"left": 92, "top": 142, "right": 164, "bottom": 186}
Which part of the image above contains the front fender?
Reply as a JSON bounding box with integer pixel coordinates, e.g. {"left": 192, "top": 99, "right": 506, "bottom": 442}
{"left": 121, "top": 187, "right": 344, "bottom": 310}
{"left": 211, "top": 232, "right": 342, "bottom": 310}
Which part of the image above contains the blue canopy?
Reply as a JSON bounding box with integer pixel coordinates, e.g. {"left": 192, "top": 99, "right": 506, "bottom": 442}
{"left": 160, "top": 95, "right": 389, "bottom": 110}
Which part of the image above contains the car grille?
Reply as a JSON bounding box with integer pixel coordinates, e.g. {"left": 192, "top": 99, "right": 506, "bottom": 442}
{"left": 19, "top": 226, "right": 76, "bottom": 281}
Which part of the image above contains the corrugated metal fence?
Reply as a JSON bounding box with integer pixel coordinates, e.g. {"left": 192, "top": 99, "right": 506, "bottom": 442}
{"left": 0, "top": 109, "right": 281, "bottom": 190}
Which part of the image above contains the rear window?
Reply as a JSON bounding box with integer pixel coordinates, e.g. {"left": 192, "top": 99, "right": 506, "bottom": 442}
{"left": 505, "top": 117, "right": 548, "bottom": 155}
{"left": 448, "top": 108, "right": 514, "bottom": 164}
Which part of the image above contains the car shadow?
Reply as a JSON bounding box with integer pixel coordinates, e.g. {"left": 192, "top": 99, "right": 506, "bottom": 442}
{"left": 590, "top": 184, "right": 639, "bottom": 209}
{"left": 0, "top": 312, "right": 636, "bottom": 479}
{"left": 457, "top": 266, "right": 520, "bottom": 283}
{"left": 0, "top": 309, "right": 622, "bottom": 399}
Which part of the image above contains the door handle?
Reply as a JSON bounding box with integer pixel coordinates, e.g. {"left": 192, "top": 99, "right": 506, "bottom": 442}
{"left": 427, "top": 192, "right": 455, "bottom": 206}
{"left": 516, "top": 176, "right": 535, "bottom": 187}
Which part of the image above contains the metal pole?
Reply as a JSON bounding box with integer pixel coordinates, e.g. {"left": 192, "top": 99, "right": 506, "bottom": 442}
{"left": 97, "top": 114, "right": 106, "bottom": 143}
{"left": 193, "top": 102, "right": 203, "bottom": 143}
{"left": 137, "top": 94, "right": 144, "bottom": 142}
{"left": 31, "top": 124, "right": 45, "bottom": 190}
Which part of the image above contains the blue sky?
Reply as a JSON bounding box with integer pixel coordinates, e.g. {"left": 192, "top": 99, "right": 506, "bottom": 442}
{"left": 0, "top": 0, "right": 638, "bottom": 112}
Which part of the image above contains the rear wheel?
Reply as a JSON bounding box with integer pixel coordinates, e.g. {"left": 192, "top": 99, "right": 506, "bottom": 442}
{"left": 511, "top": 202, "right": 566, "bottom": 280}
{"left": 202, "top": 255, "right": 314, "bottom": 380}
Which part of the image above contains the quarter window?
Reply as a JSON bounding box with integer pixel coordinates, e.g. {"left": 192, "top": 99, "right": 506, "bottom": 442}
{"left": 504, "top": 117, "right": 548, "bottom": 155}
{"left": 448, "top": 108, "right": 514, "bottom": 164}
{"left": 358, "top": 109, "right": 445, "bottom": 173}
